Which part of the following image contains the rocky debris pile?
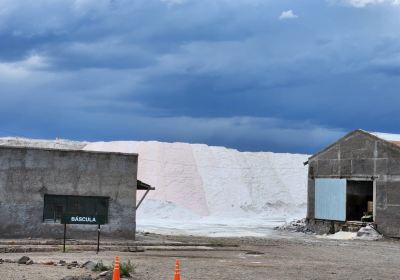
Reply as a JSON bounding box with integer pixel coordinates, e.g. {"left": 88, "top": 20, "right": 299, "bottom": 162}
{"left": 68, "top": 261, "right": 80, "bottom": 269}
{"left": 14, "top": 258, "right": 93, "bottom": 270}
{"left": 355, "top": 225, "right": 383, "bottom": 241}
{"left": 93, "top": 260, "right": 135, "bottom": 279}
{"left": 1, "top": 258, "right": 16, "bottom": 264}
{"left": 0, "top": 256, "right": 135, "bottom": 280}
{"left": 17, "top": 256, "right": 34, "bottom": 265}
{"left": 57, "top": 259, "right": 109, "bottom": 280}
{"left": 82, "top": 261, "right": 96, "bottom": 271}
{"left": 38, "top": 259, "right": 84, "bottom": 269}
{"left": 274, "top": 218, "right": 313, "bottom": 234}
{"left": 60, "top": 260, "right": 124, "bottom": 280}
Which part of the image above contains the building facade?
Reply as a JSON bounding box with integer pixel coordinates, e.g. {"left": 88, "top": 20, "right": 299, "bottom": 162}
{"left": 0, "top": 145, "right": 139, "bottom": 239}
{"left": 306, "top": 129, "right": 400, "bottom": 237}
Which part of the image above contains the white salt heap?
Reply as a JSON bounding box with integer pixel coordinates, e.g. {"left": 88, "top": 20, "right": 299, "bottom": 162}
{"left": 84, "top": 141, "right": 309, "bottom": 237}
{"left": 317, "top": 226, "right": 383, "bottom": 241}
{"left": 317, "top": 231, "right": 357, "bottom": 240}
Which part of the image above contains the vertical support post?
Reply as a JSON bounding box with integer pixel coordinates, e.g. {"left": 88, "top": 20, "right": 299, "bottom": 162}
{"left": 97, "top": 224, "right": 100, "bottom": 254}
{"left": 63, "top": 223, "right": 66, "bottom": 253}
{"left": 136, "top": 189, "right": 151, "bottom": 210}
{"left": 373, "top": 180, "right": 376, "bottom": 222}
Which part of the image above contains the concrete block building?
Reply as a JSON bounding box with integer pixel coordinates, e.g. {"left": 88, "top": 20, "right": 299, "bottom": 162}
{"left": 306, "top": 129, "right": 400, "bottom": 237}
{"left": 0, "top": 144, "right": 149, "bottom": 239}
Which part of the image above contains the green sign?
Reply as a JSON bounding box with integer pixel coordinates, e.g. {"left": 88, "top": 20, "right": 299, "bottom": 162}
{"left": 62, "top": 215, "right": 106, "bottom": 225}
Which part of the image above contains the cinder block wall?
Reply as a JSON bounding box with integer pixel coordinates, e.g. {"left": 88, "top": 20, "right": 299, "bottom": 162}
{"left": 0, "top": 146, "right": 138, "bottom": 239}
{"left": 307, "top": 130, "right": 400, "bottom": 237}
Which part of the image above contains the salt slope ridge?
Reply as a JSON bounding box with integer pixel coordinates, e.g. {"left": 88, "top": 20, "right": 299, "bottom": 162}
{"left": 84, "top": 141, "right": 309, "bottom": 236}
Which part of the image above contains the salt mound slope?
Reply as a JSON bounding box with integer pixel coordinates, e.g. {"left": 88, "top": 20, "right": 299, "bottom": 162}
{"left": 83, "top": 141, "right": 309, "bottom": 224}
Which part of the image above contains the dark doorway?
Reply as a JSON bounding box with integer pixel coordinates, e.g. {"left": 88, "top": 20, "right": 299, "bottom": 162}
{"left": 346, "top": 180, "right": 373, "bottom": 221}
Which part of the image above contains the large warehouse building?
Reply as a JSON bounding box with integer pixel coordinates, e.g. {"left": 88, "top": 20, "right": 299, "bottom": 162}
{"left": 0, "top": 142, "right": 151, "bottom": 240}
{"left": 306, "top": 129, "right": 400, "bottom": 237}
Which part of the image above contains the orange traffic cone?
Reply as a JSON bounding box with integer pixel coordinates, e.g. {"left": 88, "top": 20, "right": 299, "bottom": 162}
{"left": 173, "top": 259, "right": 181, "bottom": 280}
{"left": 112, "top": 256, "right": 120, "bottom": 280}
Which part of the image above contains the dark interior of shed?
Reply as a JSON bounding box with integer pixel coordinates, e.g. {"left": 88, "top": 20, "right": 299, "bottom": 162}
{"left": 346, "top": 180, "right": 373, "bottom": 221}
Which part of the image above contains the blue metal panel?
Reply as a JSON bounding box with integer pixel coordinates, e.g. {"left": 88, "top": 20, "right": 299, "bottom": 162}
{"left": 315, "top": 179, "right": 346, "bottom": 221}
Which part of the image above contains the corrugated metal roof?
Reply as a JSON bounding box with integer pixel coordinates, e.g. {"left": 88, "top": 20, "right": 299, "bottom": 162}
{"left": 369, "top": 131, "right": 400, "bottom": 147}
{"left": 370, "top": 132, "right": 400, "bottom": 141}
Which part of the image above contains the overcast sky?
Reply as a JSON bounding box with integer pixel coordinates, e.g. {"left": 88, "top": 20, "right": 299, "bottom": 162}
{"left": 0, "top": 0, "right": 399, "bottom": 153}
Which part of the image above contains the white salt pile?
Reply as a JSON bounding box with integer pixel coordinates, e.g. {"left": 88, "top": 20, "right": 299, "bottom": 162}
{"left": 317, "top": 226, "right": 383, "bottom": 241}
{"left": 317, "top": 231, "right": 357, "bottom": 240}
{"left": 84, "top": 141, "right": 309, "bottom": 237}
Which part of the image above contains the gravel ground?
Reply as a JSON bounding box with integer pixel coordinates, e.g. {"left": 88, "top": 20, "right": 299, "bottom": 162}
{"left": 1, "top": 232, "right": 400, "bottom": 280}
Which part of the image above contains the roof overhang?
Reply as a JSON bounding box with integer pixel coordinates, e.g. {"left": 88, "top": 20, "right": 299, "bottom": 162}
{"left": 137, "top": 180, "right": 155, "bottom": 190}
{"left": 136, "top": 180, "right": 155, "bottom": 210}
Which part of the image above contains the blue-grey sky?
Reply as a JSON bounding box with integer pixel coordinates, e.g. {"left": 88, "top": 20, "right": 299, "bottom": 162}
{"left": 0, "top": 0, "right": 400, "bottom": 153}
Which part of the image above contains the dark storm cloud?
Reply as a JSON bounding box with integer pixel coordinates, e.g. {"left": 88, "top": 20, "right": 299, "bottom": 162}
{"left": 0, "top": 0, "right": 400, "bottom": 153}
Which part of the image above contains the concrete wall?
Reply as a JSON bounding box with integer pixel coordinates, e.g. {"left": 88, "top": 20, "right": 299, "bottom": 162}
{"left": 307, "top": 130, "right": 400, "bottom": 237}
{"left": 0, "top": 146, "right": 138, "bottom": 239}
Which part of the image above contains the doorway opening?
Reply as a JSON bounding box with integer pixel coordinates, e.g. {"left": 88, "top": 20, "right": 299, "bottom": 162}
{"left": 346, "top": 180, "right": 373, "bottom": 221}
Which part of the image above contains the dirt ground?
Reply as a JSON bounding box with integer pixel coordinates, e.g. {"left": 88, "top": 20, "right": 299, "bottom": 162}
{"left": 1, "top": 232, "right": 400, "bottom": 280}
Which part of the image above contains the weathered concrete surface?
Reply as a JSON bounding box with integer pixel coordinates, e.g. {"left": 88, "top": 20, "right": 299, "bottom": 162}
{"left": 0, "top": 146, "right": 138, "bottom": 239}
{"left": 0, "top": 137, "right": 86, "bottom": 150}
{"left": 307, "top": 129, "right": 400, "bottom": 237}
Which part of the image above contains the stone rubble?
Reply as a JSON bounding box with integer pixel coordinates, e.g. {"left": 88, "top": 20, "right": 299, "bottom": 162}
{"left": 81, "top": 261, "right": 96, "bottom": 271}
{"left": 274, "top": 218, "right": 313, "bottom": 234}
{"left": 17, "top": 256, "right": 32, "bottom": 265}
{"left": 355, "top": 225, "right": 383, "bottom": 241}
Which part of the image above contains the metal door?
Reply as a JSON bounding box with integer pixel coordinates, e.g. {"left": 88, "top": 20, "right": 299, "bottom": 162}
{"left": 315, "top": 179, "right": 346, "bottom": 221}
